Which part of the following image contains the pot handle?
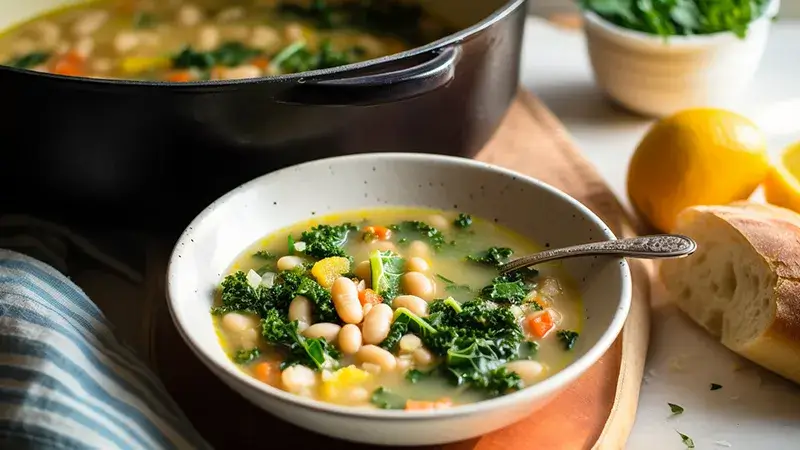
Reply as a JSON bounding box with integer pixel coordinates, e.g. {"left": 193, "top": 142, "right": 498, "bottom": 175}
{"left": 277, "top": 45, "right": 460, "bottom": 106}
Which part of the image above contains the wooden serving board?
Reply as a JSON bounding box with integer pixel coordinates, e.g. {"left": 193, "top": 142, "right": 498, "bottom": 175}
{"left": 147, "top": 88, "right": 652, "bottom": 450}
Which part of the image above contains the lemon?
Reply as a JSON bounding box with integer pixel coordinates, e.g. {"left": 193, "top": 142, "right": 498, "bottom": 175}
{"left": 764, "top": 141, "right": 800, "bottom": 213}
{"left": 627, "top": 108, "right": 769, "bottom": 232}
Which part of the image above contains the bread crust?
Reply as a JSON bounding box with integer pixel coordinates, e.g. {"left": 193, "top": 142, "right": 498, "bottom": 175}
{"left": 667, "top": 202, "right": 800, "bottom": 383}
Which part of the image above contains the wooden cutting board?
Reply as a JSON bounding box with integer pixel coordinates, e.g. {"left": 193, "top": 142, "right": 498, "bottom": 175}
{"left": 147, "top": 88, "right": 652, "bottom": 450}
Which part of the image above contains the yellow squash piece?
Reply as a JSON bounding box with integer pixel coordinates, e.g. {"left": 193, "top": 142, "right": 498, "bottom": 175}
{"left": 320, "top": 366, "right": 372, "bottom": 404}
{"left": 120, "top": 56, "right": 171, "bottom": 75}
{"left": 627, "top": 108, "right": 769, "bottom": 232}
{"left": 311, "top": 257, "right": 351, "bottom": 288}
{"left": 764, "top": 141, "right": 800, "bottom": 213}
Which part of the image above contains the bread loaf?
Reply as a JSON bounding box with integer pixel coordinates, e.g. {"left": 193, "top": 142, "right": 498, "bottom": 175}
{"left": 660, "top": 201, "right": 800, "bottom": 384}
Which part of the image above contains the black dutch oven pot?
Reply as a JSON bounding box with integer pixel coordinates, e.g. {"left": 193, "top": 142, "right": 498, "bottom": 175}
{"left": 0, "top": 0, "right": 527, "bottom": 233}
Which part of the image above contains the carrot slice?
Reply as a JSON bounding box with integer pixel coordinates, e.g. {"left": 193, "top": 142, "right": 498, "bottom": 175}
{"left": 527, "top": 311, "right": 555, "bottom": 338}
{"left": 253, "top": 362, "right": 276, "bottom": 384}
{"left": 364, "top": 226, "right": 391, "bottom": 241}
{"left": 251, "top": 57, "right": 270, "bottom": 70}
{"left": 358, "top": 288, "right": 383, "bottom": 306}
{"left": 165, "top": 70, "right": 193, "bottom": 82}
{"left": 52, "top": 51, "right": 85, "bottom": 76}
{"left": 405, "top": 398, "right": 452, "bottom": 411}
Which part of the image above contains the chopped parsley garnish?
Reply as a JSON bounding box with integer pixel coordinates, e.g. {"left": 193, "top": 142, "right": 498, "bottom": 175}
{"left": 556, "top": 330, "right": 580, "bottom": 351}
{"left": 710, "top": 383, "right": 722, "bottom": 391}
{"left": 677, "top": 430, "right": 695, "bottom": 449}
{"left": 233, "top": 348, "right": 260, "bottom": 364}
{"left": 297, "top": 223, "right": 358, "bottom": 259}
{"left": 6, "top": 52, "right": 50, "bottom": 69}
{"left": 668, "top": 403, "right": 684, "bottom": 415}
{"left": 454, "top": 213, "right": 472, "bottom": 229}
{"left": 389, "top": 221, "right": 448, "bottom": 250}
{"left": 466, "top": 246, "right": 513, "bottom": 268}
{"left": 370, "top": 386, "right": 406, "bottom": 410}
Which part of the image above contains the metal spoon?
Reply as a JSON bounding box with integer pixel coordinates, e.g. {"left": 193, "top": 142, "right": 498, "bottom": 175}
{"left": 499, "top": 234, "right": 697, "bottom": 275}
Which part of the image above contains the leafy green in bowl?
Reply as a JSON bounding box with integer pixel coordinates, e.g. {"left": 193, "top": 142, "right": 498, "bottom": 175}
{"left": 579, "top": 0, "right": 774, "bottom": 39}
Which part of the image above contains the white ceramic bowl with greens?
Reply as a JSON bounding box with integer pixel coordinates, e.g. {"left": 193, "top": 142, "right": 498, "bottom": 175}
{"left": 582, "top": 0, "right": 781, "bottom": 117}
{"left": 166, "top": 153, "right": 632, "bottom": 445}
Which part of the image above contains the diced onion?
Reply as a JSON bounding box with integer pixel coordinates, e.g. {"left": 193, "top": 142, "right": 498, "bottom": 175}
{"left": 246, "top": 269, "right": 262, "bottom": 289}
{"left": 261, "top": 272, "right": 276, "bottom": 288}
{"left": 293, "top": 241, "right": 307, "bottom": 252}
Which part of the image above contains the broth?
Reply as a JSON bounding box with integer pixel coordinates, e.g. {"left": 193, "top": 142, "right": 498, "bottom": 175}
{"left": 212, "top": 208, "right": 584, "bottom": 410}
{"left": 0, "top": 0, "right": 453, "bottom": 81}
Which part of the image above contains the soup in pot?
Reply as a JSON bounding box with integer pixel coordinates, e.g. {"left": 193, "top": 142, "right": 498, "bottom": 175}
{"left": 213, "top": 208, "right": 584, "bottom": 410}
{"left": 0, "top": 0, "right": 453, "bottom": 81}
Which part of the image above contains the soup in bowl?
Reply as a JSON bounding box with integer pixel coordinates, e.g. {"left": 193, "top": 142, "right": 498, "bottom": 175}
{"left": 166, "top": 153, "right": 632, "bottom": 445}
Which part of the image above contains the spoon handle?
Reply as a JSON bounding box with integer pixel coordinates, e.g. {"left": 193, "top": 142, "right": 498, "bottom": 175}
{"left": 499, "top": 234, "right": 697, "bottom": 274}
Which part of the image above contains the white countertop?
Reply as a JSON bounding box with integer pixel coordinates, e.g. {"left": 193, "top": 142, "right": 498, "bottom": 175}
{"left": 520, "top": 17, "right": 800, "bottom": 450}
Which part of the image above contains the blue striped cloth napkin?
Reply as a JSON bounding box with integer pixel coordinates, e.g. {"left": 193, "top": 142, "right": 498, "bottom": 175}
{"left": 0, "top": 215, "right": 210, "bottom": 449}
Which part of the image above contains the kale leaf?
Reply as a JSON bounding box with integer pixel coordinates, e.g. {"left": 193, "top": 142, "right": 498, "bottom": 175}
{"left": 480, "top": 273, "right": 528, "bottom": 305}
{"left": 369, "top": 250, "right": 405, "bottom": 301}
{"left": 297, "top": 223, "right": 358, "bottom": 259}
{"left": 233, "top": 348, "right": 260, "bottom": 364}
{"left": 453, "top": 214, "right": 472, "bottom": 229}
{"left": 389, "top": 221, "right": 448, "bottom": 250}
{"left": 466, "top": 246, "right": 513, "bottom": 268}
{"left": 261, "top": 309, "right": 340, "bottom": 370}
{"left": 6, "top": 52, "right": 50, "bottom": 69}
{"left": 556, "top": 330, "right": 580, "bottom": 351}
{"left": 370, "top": 386, "right": 406, "bottom": 410}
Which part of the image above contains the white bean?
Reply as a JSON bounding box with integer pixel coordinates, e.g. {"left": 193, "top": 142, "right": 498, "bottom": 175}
{"left": 361, "top": 303, "right": 393, "bottom": 345}
{"left": 71, "top": 10, "right": 109, "bottom": 37}
{"left": 221, "top": 312, "right": 257, "bottom": 333}
{"left": 338, "top": 324, "right": 362, "bottom": 355}
{"left": 216, "top": 6, "right": 245, "bottom": 22}
{"left": 398, "top": 334, "right": 422, "bottom": 353}
{"left": 73, "top": 37, "right": 95, "bottom": 58}
{"left": 401, "top": 272, "right": 435, "bottom": 301}
{"left": 354, "top": 260, "right": 371, "bottom": 284}
{"left": 427, "top": 214, "right": 450, "bottom": 230}
{"left": 361, "top": 362, "right": 382, "bottom": 375}
{"left": 303, "top": 323, "right": 341, "bottom": 343}
{"left": 31, "top": 21, "right": 60, "bottom": 48}
{"left": 196, "top": 26, "right": 220, "bottom": 51}
{"left": 348, "top": 386, "right": 370, "bottom": 404}
{"left": 505, "top": 360, "right": 546, "bottom": 387}
{"left": 392, "top": 295, "right": 429, "bottom": 317}
{"left": 331, "top": 277, "right": 363, "bottom": 324}
{"left": 177, "top": 4, "right": 204, "bottom": 27}
{"left": 288, "top": 295, "right": 312, "bottom": 326}
{"left": 396, "top": 355, "right": 413, "bottom": 372}
{"left": 249, "top": 25, "right": 280, "bottom": 50}
{"left": 407, "top": 240, "right": 429, "bottom": 259}
{"left": 277, "top": 255, "right": 304, "bottom": 271}
{"left": 284, "top": 22, "right": 304, "bottom": 41}
{"left": 216, "top": 65, "right": 262, "bottom": 80}
{"left": 113, "top": 31, "right": 139, "bottom": 54}
{"left": 281, "top": 365, "right": 317, "bottom": 395}
{"left": 406, "top": 257, "right": 429, "bottom": 273}
{"left": 413, "top": 347, "right": 433, "bottom": 366}
{"left": 357, "top": 345, "right": 396, "bottom": 372}
{"left": 223, "top": 25, "right": 250, "bottom": 41}
{"left": 362, "top": 303, "right": 373, "bottom": 317}
{"left": 238, "top": 328, "right": 259, "bottom": 349}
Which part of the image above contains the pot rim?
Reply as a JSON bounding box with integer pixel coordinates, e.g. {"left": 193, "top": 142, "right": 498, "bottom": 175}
{"left": 0, "top": 0, "right": 526, "bottom": 88}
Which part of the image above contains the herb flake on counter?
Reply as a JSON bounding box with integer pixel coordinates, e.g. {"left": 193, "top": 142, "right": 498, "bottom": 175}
{"left": 668, "top": 403, "right": 684, "bottom": 415}
{"left": 454, "top": 213, "right": 472, "bottom": 229}
{"left": 710, "top": 383, "right": 723, "bottom": 391}
{"left": 556, "top": 330, "right": 580, "bottom": 351}
{"left": 677, "top": 430, "right": 695, "bottom": 449}
{"left": 466, "top": 246, "right": 513, "bottom": 268}
{"left": 233, "top": 348, "right": 261, "bottom": 364}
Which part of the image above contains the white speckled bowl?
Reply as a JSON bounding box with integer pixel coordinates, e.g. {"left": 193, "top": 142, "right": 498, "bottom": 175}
{"left": 166, "top": 153, "right": 632, "bottom": 446}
